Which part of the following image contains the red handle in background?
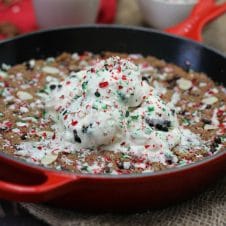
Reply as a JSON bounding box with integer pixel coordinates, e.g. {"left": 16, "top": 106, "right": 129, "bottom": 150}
{"left": 165, "top": 0, "right": 226, "bottom": 42}
{"left": 0, "top": 155, "right": 77, "bottom": 202}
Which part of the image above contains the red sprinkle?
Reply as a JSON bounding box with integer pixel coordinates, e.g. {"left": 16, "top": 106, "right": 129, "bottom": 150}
{"left": 219, "top": 123, "right": 225, "bottom": 129}
{"left": 122, "top": 75, "right": 127, "bottom": 80}
{"left": 56, "top": 106, "right": 62, "bottom": 112}
{"left": 42, "top": 132, "right": 47, "bottom": 138}
{"left": 4, "top": 81, "right": 9, "bottom": 87}
{"left": 71, "top": 120, "right": 78, "bottom": 126}
{"left": 5, "top": 121, "right": 13, "bottom": 128}
{"left": 145, "top": 145, "right": 150, "bottom": 149}
{"left": 117, "top": 66, "right": 121, "bottom": 73}
{"left": 105, "top": 156, "right": 111, "bottom": 162}
{"left": 66, "top": 81, "right": 71, "bottom": 85}
{"left": 118, "top": 85, "right": 123, "bottom": 90}
{"left": 217, "top": 110, "right": 224, "bottom": 117}
{"left": 52, "top": 133, "right": 56, "bottom": 140}
{"left": 99, "top": 81, "right": 109, "bottom": 88}
{"left": 64, "top": 115, "right": 68, "bottom": 120}
{"left": 142, "top": 63, "right": 149, "bottom": 68}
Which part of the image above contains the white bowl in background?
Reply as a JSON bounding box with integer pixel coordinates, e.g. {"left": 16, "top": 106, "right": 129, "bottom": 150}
{"left": 33, "top": 0, "right": 100, "bottom": 29}
{"left": 137, "top": 0, "right": 197, "bottom": 30}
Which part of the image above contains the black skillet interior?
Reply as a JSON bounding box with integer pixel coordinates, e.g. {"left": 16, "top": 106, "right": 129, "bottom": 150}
{"left": 0, "top": 25, "right": 225, "bottom": 86}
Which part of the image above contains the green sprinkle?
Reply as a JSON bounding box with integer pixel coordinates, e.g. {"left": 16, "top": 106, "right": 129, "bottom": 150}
{"left": 220, "top": 135, "right": 226, "bottom": 142}
{"left": 92, "top": 104, "right": 98, "bottom": 110}
{"left": 117, "top": 91, "right": 127, "bottom": 102}
{"left": 144, "top": 127, "right": 152, "bottom": 134}
{"left": 81, "top": 165, "right": 88, "bottom": 171}
{"left": 179, "top": 160, "right": 187, "bottom": 166}
{"left": 39, "top": 85, "right": 48, "bottom": 93}
{"left": 82, "top": 81, "right": 88, "bottom": 90}
{"left": 0, "top": 112, "right": 3, "bottom": 117}
{"left": 183, "top": 118, "right": 190, "bottom": 126}
{"left": 42, "top": 110, "right": 46, "bottom": 118}
{"left": 0, "top": 89, "right": 4, "bottom": 96}
{"left": 127, "top": 119, "right": 132, "bottom": 127}
{"left": 125, "top": 111, "right": 130, "bottom": 117}
{"left": 148, "top": 106, "right": 154, "bottom": 112}
{"left": 102, "top": 104, "right": 107, "bottom": 110}
{"left": 131, "top": 115, "right": 139, "bottom": 120}
{"left": 121, "top": 153, "right": 131, "bottom": 159}
{"left": 74, "top": 95, "right": 81, "bottom": 99}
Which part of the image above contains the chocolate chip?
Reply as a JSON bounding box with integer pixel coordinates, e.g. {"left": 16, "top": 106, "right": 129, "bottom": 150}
{"left": 171, "top": 109, "right": 175, "bottom": 115}
{"left": 202, "top": 118, "right": 211, "bottom": 124}
{"left": 82, "top": 126, "right": 89, "bottom": 133}
{"left": 210, "top": 146, "right": 217, "bottom": 153}
{"left": 117, "top": 161, "right": 124, "bottom": 169}
{"left": 24, "top": 61, "right": 32, "bottom": 70}
{"left": 104, "top": 64, "right": 109, "bottom": 70}
{"left": 73, "top": 130, "right": 81, "bottom": 143}
{"left": 62, "top": 109, "right": 67, "bottom": 116}
{"left": 166, "top": 159, "right": 173, "bottom": 165}
{"left": 145, "top": 118, "right": 171, "bottom": 132}
{"left": 166, "top": 76, "right": 180, "bottom": 89}
{"left": 58, "top": 84, "right": 62, "bottom": 89}
{"left": 20, "top": 133, "right": 27, "bottom": 140}
{"left": 156, "top": 123, "right": 170, "bottom": 132}
{"left": 142, "top": 75, "right": 151, "bottom": 83}
{"left": 214, "top": 136, "right": 222, "bottom": 145}
{"left": 179, "top": 110, "right": 187, "bottom": 116}
{"left": 0, "top": 127, "right": 7, "bottom": 132}
{"left": 49, "top": 84, "right": 57, "bottom": 90}
{"left": 94, "top": 91, "right": 101, "bottom": 97}
{"left": 72, "top": 69, "right": 80, "bottom": 73}
{"left": 209, "top": 137, "right": 221, "bottom": 153}
{"left": 104, "top": 166, "right": 111, "bottom": 173}
{"left": 82, "top": 124, "right": 93, "bottom": 133}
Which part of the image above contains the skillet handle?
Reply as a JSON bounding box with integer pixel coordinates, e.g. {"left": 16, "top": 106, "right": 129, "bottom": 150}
{"left": 165, "top": 0, "right": 226, "bottom": 42}
{"left": 0, "top": 156, "right": 77, "bottom": 202}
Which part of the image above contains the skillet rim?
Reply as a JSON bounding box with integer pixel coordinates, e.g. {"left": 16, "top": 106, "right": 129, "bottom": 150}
{"left": 0, "top": 24, "right": 225, "bottom": 179}
{"left": 0, "top": 24, "right": 225, "bottom": 59}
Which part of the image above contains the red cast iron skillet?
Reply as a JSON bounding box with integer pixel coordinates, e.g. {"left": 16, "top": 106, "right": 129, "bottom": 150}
{"left": 0, "top": 0, "right": 225, "bottom": 212}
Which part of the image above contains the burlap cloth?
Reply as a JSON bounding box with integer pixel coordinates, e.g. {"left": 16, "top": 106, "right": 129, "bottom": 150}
{"left": 21, "top": 1, "right": 226, "bottom": 225}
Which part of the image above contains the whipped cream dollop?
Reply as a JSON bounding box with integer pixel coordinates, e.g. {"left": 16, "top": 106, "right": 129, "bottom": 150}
{"left": 17, "top": 57, "right": 204, "bottom": 166}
